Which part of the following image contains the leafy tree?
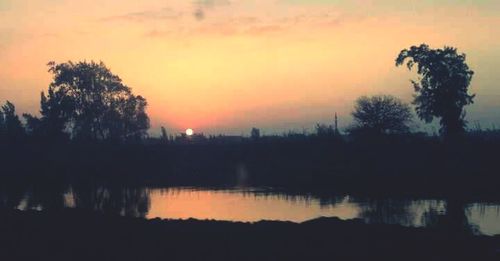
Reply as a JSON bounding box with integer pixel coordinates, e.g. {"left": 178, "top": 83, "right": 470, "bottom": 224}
{"left": 396, "top": 44, "right": 474, "bottom": 137}
{"left": 38, "top": 88, "right": 72, "bottom": 140}
{"left": 1, "top": 101, "right": 25, "bottom": 140}
{"left": 348, "top": 95, "right": 413, "bottom": 135}
{"left": 37, "top": 61, "right": 150, "bottom": 141}
{"left": 22, "top": 113, "right": 43, "bottom": 137}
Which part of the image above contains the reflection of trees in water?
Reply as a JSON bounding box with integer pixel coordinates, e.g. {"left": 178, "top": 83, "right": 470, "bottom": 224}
{"left": 0, "top": 180, "right": 151, "bottom": 218}
{"left": 0, "top": 179, "right": 67, "bottom": 210}
{"left": 0, "top": 182, "right": 496, "bottom": 234}
{"left": 417, "top": 200, "right": 483, "bottom": 234}
{"left": 0, "top": 180, "right": 28, "bottom": 209}
{"left": 358, "top": 198, "right": 481, "bottom": 234}
{"left": 472, "top": 203, "right": 500, "bottom": 216}
{"left": 358, "top": 199, "right": 423, "bottom": 227}
{"left": 25, "top": 180, "right": 67, "bottom": 210}
{"left": 70, "top": 184, "right": 151, "bottom": 218}
{"left": 163, "top": 187, "right": 350, "bottom": 209}
{"left": 429, "top": 200, "right": 479, "bottom": 234}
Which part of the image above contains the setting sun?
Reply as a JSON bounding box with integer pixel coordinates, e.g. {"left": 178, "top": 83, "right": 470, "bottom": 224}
{"left": 186, "top": 128, "right": 194, "bottom": 136}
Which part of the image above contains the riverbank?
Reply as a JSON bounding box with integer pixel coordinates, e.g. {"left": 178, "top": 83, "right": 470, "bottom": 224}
{"left": 1, "top": 208, "right": 499, "bottom": 260}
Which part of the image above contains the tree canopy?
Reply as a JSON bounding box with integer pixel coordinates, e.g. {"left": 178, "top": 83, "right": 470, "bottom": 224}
{"left": 348, "top": 95, "right": 413, "bottom": 135}
{"left": 396, "top": 44, "right": 474, "bottom": 137}
{"left": 0, "top": 101, "right": 25, "bottom": 141}
{"left": 29, "top": 61, "right": 150, "bottom": 141}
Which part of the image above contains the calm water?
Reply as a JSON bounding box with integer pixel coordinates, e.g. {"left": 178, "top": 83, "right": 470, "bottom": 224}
{"left": 145, "top": 188, "right": 500, "bottom": 235}
{"left": 6, "top": 186, "right": 500, "bottom": 236}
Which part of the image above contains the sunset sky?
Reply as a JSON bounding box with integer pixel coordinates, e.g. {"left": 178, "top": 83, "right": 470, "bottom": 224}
{"left": 0, "top": 0, "right": 499, "bottom": 135}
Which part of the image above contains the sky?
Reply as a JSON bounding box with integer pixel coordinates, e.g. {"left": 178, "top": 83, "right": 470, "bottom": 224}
{"left": 0, "top": 0, "right": 499, "bottom": 135}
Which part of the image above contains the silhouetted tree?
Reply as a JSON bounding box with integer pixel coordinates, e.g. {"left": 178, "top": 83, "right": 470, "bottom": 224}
{"left": 22, "top": 113, "right": 42, "bottom": 137}
{"left": 34, "top": 91, "right": 71, "bottom": 140}
{"left": 37, "top": 61, "right": 150, "bottom": 141}
{"left": 160, "top": 126, "right": 168, "bottom": 142}
{"left": 1, "top": 101, "right": 25, "bottom": 141}
{"left": 0, "top": 109, "right": 4, "bottom": 138}
{"left": 396, "top": 44, "right": 474, "bottom": 137}
{"left": 348, "top": 95, "right": 413, "bottom": 135}
{"left": 334, "top": 112, "right": 340, "bottom": 135}
{"left": 251, "top": 127, "right": 261, "bottom": 140}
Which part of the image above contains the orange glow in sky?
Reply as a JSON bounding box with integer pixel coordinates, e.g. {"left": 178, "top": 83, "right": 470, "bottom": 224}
{"left": 0, "top": 0, "right": 499, "bottom": 135}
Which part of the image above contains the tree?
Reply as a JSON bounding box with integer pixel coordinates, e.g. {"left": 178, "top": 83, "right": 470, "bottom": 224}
{"left": 1, "top": 101, "right": 25, "bottom": 140}
{"left": 251, "top": 127, "right": 260, "bottom": 140}
{"left": 22, "top": 113, "right": 43, "bottom": 137}
{"left": 0, "top": 109, "right": 5, "bottom": 137}
{"left": 37, "top": 61, "right": 150, "bottom": 141}
{"left": 160, "top": 126, "right": 168, "bottom": 142}
{"left": 348, "top": 95, "right": 413, "bottom": 135}
{"left": 396, "top": 44, "right": 474, "bottom": 137}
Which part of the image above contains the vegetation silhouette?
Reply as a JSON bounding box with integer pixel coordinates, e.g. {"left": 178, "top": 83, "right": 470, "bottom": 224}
{"left": 23, "top": 61, "right": 150, "bottom": 142}
{"left": 396, "top": 44, "right": 475, "bottom": 138}
{"left": 347, "top": 95, "right": 413, "bottom": 136}
{"left": 160, "top": 126, "right": 169, "bottom": 143}
{"left": 0, "top": 101, "right": 25, "bottom": 142}
{"left": 251, "top": 127, "right": 261, "bottom": 140}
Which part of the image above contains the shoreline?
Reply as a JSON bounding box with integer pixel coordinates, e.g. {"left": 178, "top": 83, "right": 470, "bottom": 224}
{"left": 1, "top": 208, "right": 500, "bottom": 260}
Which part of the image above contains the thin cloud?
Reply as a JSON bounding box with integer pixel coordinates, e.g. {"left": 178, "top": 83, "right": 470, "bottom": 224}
{"left": 101, "top": 7, "right": 182, "bottom": 23}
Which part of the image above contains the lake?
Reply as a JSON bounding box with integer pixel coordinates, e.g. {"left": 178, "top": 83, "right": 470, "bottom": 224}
{"left": 8, "top": 186, "right": 499, "bottom": 236}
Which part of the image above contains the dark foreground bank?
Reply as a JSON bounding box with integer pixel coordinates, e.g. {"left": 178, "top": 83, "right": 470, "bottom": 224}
{"left": 1, "top": 209, "right": 499, "bottom": 261}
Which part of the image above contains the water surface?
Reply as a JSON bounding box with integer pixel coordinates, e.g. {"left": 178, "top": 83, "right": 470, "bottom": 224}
{"left": 6, "top": 186, "right": 500, "bottom": 236}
